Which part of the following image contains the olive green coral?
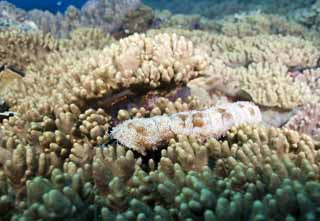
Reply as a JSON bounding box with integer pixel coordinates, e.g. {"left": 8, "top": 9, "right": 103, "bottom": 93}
{"left": 3, "top": 124, "right": 320, "bottom": 220}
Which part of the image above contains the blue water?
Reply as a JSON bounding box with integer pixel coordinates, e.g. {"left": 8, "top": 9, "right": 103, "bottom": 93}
{"left": 5, "top": 0, "right": 87, "bottom": 12}
{"left": 4, "top": 0, "right": 212, "bottom": 13}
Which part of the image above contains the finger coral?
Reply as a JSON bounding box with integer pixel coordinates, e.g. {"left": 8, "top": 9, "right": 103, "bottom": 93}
{"left": 236, "top": 63, "right": 305, "bottom": 109}
{"left": 285, "top": 104, "right": 320, "bottom": 142}
{"left": 0, "top": 30, "right": 60, "bottom": 72}
{"left": 5, "top": 32, "right": 208, "bottom": 120}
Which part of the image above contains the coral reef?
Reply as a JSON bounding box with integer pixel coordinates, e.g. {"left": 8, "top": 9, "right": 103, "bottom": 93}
{"left": 148, "top": 29, "right": 319, "bottom": 110}
{"left": 4, "top": 32, "right": 207, "bottom": 119}
{"left": 291, "top": 0, "right": 320, "bottom": 32}
{"left": 0, "top": 28, "right": 114, "bottom": 74}
{"left": 285, "top": 104, "right": 320, "bottom": 142}
{"left": 1, "top": 1, "right": 320, "bottom": 220}
{"left": 145, "top": 0, "right": 311, "bottom": 19}
{"left": 0, "top": 30, "right": 60, "bottom": 72}
{"left": 0, "top": 0, "right": 149, "bottom": 38}
{"left": 4, "top": 123, "right": 320, "bottom": 220}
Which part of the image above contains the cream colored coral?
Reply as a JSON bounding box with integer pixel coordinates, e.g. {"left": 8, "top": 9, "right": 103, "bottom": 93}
{"left": 295, "top": 68, "right": 320, "bottom": 103}
{"left": 191, "top": 61, "right": 306, "bottom": 109}
{"left": 5, "top": 33, "right": 208, "bottom": 119}
{"left": 220, "top": 12, "right": 309, "bottom": 38}
{"left": 285, "top": 104, "right": 320, "bottom": 141}
{"left": 237, "top": 63, "right": 303, "bottom": 109}
{"left": 148, "top": 29, "right": 320, "bottom": 68}
{"left": 61, "top": 28, "right": 114, "bottom": 50}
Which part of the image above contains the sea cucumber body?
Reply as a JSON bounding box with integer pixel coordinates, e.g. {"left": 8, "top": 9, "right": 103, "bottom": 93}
{"left": 111, "top": 101, "right": 262, "bottom": 154}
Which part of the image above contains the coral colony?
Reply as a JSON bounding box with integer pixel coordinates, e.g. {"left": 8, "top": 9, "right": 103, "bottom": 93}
{"left": 0, "top": 0, "right": 320, "bottom": 220}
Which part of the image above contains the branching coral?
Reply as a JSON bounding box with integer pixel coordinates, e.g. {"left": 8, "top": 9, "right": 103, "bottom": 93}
{"left": 5, "top": 32, "right": 208, "bottom": 120}
{"left": 0, "top": 27, "right": 114, "bottom": 76}
{"left": 61, "top": 27, "right": 115, "bottom": 50}
{"left": 148, "top": 29, "right": 319, "bottom": 109}
{"left": 236, "top": 63, "right": 305, "bottom": 109}
{"left": 0, "top": 30, "right": 60, "bottom": 72}
{"left": 2, "top": 103, "right": 320, "bottom": 220}
{"left": 10, "top": 169, "right": 95, "bottom": 220}
{"left": 98, "top": 125, "right": 320, "bottom": 220}
{"left": 294, "top": 68, "right": 320, "bottom": 103}
{"left": 285, "top": 104, "right": 320, "bottom": 142}
{"left": 148, "top": 28, "right": 320, "bottom": 68}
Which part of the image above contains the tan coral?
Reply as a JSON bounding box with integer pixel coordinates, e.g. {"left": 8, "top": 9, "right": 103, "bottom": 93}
{"left": 77, "top": 108, "right": 111, "bottom": 145}
{"left": 284, "top": 104, "right": 320, "bottom": 142}
{"left": 61, "top": 27, "right": 115, "bottom": 50}
{"left": 148, "top": 29, "right": 320, "bottom": 68}
{"left": 5, "top": 33, "right": 208, "bottom": 120}
{"left": 0, "top": 68, "right": 23, "bottom": 96}
{"left": 294, "top": 68, "right": 320, "bottom": 103}
{"left": 220, "top": 12, "right": 310, "bottom": 38}
{"left": 237, "top": 63, "right": 303, "bottom": 109}
{"left": 92, "top": 145, "right": 136, "bottom": 192}
{"left": 212, "top": 124, "right": 320, "bottom": 179}
{"left": 117, "top": 95, "right": 203, "bottom": 122}
{"left": 0, "top": 30, "right": 60, "bottom": 72}
{"left": 162, "top": 135, "right": 208, "bottom": 171}
{"left": 192, "top": 62, "right": 306, "bottom": 109}
{"left": 3, "top": 144, "right": 61, "bottom": 190}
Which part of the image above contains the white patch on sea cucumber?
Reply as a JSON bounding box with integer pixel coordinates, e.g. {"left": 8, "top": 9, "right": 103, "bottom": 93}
{"left": 111, "top": 101, "right": 262, "bottom": 155}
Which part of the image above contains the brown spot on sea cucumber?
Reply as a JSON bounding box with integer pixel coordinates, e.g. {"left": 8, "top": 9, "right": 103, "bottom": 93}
{"left": 178, "top": 114, "right": 188, "bottom": 121}
{"left": 136, "top": 138, "right": 150, "bottom": 151}
{"left": 135, "top": 126, "right": 147, "bottom": 135}
{"left": 192, "top": 112, "right": 205, "bottom": 127}
{"left": 217, "top": 108, "right": 226, "bottom": 113}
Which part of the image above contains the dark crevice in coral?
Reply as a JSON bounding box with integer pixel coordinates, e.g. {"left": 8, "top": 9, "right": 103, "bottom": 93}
{"left": 86, "top": 83, "right": 190, "bottom": 125}
{"left": 133, "top": 145, "right": 166, "bottom": 173}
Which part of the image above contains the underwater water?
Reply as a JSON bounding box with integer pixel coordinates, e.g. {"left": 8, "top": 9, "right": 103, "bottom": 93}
{"left": 0, "top": 0, "right": 320, "bottom": 220}
{"left": 6, "top": 0, "right": 87, "bottom": 12}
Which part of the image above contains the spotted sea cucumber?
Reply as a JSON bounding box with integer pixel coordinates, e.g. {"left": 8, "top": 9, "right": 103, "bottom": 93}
{"left": 111, "top": 101, "right": 262, "bottom": 154}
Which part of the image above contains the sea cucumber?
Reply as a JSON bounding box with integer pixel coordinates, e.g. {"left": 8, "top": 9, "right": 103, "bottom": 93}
{"left": 111, "top": 101, "right": 262, "bottom": 154}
